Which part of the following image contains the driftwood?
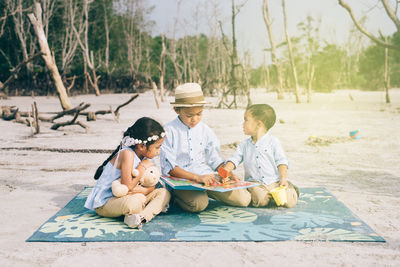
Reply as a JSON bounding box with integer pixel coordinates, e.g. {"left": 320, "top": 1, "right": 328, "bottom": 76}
{"left": 31, "top": 101, "right": 40, "bottom": 134}
{"left": 79, "top": 93, "right": 139, "bottom": 122}
{"left": 1, "top": 94, "right": 139, "bottom": 132}
{"left": 1, "top": 102, "right": 89, "bottom": 133}
{"left": 51, "top": 106, "right": 88, "bottom": 130}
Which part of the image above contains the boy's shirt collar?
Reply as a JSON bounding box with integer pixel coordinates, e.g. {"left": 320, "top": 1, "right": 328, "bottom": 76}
{"left": 250, "top": 132, "right": 271, "bottom": 145}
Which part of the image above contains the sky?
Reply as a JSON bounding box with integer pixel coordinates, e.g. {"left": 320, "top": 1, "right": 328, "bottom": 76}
{"left": 146, "top": 0, "right": 397, "bottom": 67}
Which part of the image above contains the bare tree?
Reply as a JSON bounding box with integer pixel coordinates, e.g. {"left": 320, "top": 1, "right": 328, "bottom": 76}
{"left": 339, "top": 0, "right": 399, "bottom": 102}
{"left": 60, "top": 0, "right": 80, "bottom": 75}
{"left": 384, "top": 37, "right": 391, "bottom": 103}
{"left": 28, "top": 2, "right": 72, "bottom": 110}
{"left": 101, "top": 0, "right": 112, "bottom": 78}
{"left": 297, "top": 16, "right": 320, "bottom": 103}
{"left": 217, "top": 0, "right": 248, "bottom": 108}
{"left": 262, "top": 0, "right": 284, "bottom": 99}
{"left": 72, "top": 0, "right": 101, "bottom": 96}
{"left": 158, "top": 34, "right": 166, "bottom": 102}
{"left": 282, "top": 0, "right": 300, "bottom": 103}
{"left": 338, "top": 0, "right": 400, "bottom": 51}
{"left": 0, "top": 0, "right": 11, "bottom": 37}
{"left": 10, "top": 0, "right": 35, "bottom": 74}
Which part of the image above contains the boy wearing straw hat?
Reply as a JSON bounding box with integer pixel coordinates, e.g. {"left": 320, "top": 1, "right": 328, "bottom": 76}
{"left": 160, "top": 83, "right": 251, "bottom": 212}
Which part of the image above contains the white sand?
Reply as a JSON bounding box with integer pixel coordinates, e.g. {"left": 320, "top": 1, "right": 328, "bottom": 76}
{"left": 1, "top": 89, "right": 400, "bottom": 266}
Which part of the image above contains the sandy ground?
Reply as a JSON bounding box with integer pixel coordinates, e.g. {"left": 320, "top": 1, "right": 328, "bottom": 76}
{"left": 1, "top": 89, "right": 400, "bottom": 266}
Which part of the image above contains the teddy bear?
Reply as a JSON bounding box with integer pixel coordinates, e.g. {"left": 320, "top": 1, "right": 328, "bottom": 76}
{"left": 111, "top": 159, "right": 160, "bottom": 198}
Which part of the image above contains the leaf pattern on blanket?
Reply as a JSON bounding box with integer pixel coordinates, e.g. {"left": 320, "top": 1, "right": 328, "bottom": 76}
{"left": 175, "top": 222, "right": 298, "bottom": 241}
{"left": 270, "top": 212, "right": 344, "bottom": 229}
{"left": 39, "top": 212, "right": 135, "bottom": 238}
{"left": 198, "top": 207, "right": 257, "bottom": 224}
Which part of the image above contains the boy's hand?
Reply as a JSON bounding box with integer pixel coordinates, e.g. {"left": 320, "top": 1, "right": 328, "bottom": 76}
{"left": 198, "top": 174, "right": 220, "bottom": 186}
{"left": 279, "top": 178, "right": 288, "bottom": 187}
{"left": 229, "top": 173, "right": 242, "bottom": 182}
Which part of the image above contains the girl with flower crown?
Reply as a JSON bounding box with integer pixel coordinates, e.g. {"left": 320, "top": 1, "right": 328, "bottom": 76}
{"left": 84, "top": 117, "right": 170, "bottom": 228}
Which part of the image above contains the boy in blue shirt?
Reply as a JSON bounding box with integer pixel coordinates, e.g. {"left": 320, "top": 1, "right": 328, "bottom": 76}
{"left": 160, "top": 83, "right": 250, "bottom": 212}
{"left": 223, "top": 104, "right": 299, "bottom": 208}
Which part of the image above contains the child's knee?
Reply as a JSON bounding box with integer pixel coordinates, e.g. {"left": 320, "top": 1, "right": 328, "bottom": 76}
{"left": 251, "top": 195, "right": 270, "bottom": 207}
{"left": 124, "top": 194, "right": 146, "bottom": 214}
{"left": 157, "top": 188, "right": 171, "bottom": 203}
{"left": 234, "top": 191, "right": 251, "bottom": 207}
{"left": 178, "top": 194, "right": 209, "bottom": 212}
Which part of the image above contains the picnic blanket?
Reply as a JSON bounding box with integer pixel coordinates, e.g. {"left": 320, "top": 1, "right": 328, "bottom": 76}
{"left": 26, "top": 187, "right": 385, "bottom": 242}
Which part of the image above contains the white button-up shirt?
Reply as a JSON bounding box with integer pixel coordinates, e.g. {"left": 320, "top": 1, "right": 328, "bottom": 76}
{"left": 160, "top": 117, "right": 224, "bottom": 176}
{"left": 228, "top": 132, "right": 288, "bottom": 185}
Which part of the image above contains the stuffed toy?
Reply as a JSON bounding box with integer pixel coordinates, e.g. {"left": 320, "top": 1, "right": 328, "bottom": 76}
{"left": 111, "top": 159, "right": 160, "bottom": 198}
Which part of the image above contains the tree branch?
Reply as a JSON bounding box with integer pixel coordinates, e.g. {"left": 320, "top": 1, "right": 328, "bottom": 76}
{"left": 0, "top": 52, "right": 44, "bottom": 92}
{"left": 381, "top": 0, "right": 400, "bottom": 33}
{"left": 338, "top": 0, "right": 400, "bottom": 50}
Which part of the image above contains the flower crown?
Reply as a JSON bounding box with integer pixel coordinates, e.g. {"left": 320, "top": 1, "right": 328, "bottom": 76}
{"left": 121, "top": 132, "right": 166, "bottom": 147}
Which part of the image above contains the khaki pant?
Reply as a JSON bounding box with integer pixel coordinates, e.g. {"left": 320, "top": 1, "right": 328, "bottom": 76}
{"left": 247, "top": 182, "right": 298, "bottom": 208}
{"left": 95, "top": 188, "right": 171, "bottom": 222}
{"left": 173, "top": 188, "right": 251, "bottom": 213}
{"left": 172, "top": 182, "right": 298, "bottom": 212}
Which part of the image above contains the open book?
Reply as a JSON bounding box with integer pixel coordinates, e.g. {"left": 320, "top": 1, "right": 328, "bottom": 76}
{"left": 160, "top": 176, "right": 260, "bottom": 192}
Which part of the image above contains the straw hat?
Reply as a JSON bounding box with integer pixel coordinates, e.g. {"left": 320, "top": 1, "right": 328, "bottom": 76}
{"left": 170, "top": 83, "right": 210, "bottom": 107}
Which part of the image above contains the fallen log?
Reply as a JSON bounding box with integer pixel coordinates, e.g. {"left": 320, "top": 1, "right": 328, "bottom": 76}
{"left": 51, "top": 107, "right": 88, "bottom": 130}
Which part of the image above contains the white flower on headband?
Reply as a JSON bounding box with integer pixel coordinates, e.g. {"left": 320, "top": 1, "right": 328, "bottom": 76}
{"left": 121, "top": 132, "right": 166, "bottom": 147}
{"left": 121, "top": 136, "right": 134, "bottom": 147}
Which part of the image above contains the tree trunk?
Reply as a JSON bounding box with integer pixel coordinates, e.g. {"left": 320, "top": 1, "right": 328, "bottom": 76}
{"left": 72, "top": 0, "right": 100, "bottom": 96}
{"left": 282, "top": 0, "right": 300, "bottom": 103}
{"left": 102, "top": 0, "right": 110, "bottom": 78}
{"left": 28, "top": 3, "right": 72, "bottom": 110}
{"left": 262, "top": 0, "right": 284, "bottom": 99}
{"left": 158, "top": 34, "right": 166, "bottom": 102}
{"left": 384, "top": 42, "right": 391, "bottom": 103}
{"left": 307, "top": 63, "right": 315, "bottom": 103}
{"left": 151, "top": 81, "right": 160, "bottom": 109}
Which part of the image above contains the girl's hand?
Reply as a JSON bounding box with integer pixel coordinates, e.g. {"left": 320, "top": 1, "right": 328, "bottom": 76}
{"left": 198, "top": 174, "right": 219, "bottom": 186}
{"left": 130, "top": 184, "right": 154, "bottom": 195}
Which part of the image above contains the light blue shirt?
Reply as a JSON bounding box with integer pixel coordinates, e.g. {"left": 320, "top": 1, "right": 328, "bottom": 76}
{"left": 160, "top": 117, "right": 224, "bottom": 176}
{"left": 228, "top": 132, "right": 289, "bottom": 185}
{"left": 84, "top": 147, "right": 141, "bottom": 210}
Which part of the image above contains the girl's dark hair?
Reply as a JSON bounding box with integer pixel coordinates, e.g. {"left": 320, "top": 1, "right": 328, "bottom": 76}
{"left": 94, "top": 117, "right": 164, "bottom": 180}
{"left": 246, "top": 104, "right": 276, "bottom": 130}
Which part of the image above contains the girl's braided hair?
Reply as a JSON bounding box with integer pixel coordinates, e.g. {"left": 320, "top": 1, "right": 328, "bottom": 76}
{"left": 93, "top": 117, "right": 164, "bottom": 180}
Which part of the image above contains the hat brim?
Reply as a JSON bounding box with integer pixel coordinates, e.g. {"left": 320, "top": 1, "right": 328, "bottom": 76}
{"left": 170, "top": 101, "right": 210, "bottom": 107}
